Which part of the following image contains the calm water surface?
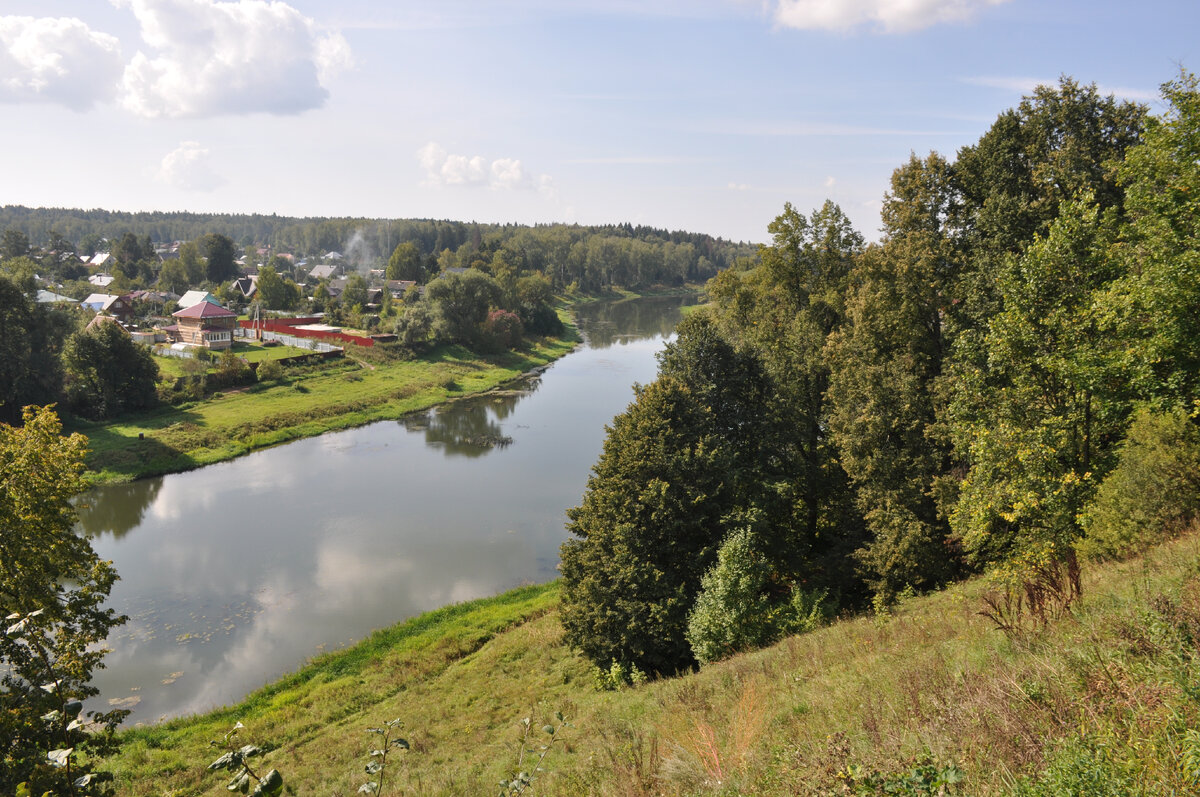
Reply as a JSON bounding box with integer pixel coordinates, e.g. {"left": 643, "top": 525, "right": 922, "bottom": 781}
{"left": 82, "top": 296, "right": 692, "bottom": 723}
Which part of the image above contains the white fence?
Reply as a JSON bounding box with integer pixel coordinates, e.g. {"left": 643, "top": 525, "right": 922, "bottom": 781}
{"left": 234, "top": 327, "right": 343, "bottom": 353}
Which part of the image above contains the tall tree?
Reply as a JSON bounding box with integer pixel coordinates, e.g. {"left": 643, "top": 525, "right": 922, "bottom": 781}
{"left": 559, "top": 377, "right": 735, "bottom": 673}
{"left": 425, "top": 269, "right": 501, "bottom": 345}
{"left": 0, "top": 277, "right": 71, "bottom": 425}
{"left": 0, "top": 406, "right": 127, "bottom": 795}
{"left": 199, "top": 233, "right": 237, "bottom": 282}
{"left": 949, "top": 196, "right": 1125, "bottom": 563}
{"left": 707, "top": 201, "right": 866, "bottom": 592}
{"left": 386, "top": 241, "right": 424, "bottom": 282}
{"left": 1101, "top": 71, "right": 1200, "bottom": 407}
{"left": 62, "top": 321, "right": 159, "bottom": 420}
{"left": 827, "top": 153, "right": 963, "bottom": 597}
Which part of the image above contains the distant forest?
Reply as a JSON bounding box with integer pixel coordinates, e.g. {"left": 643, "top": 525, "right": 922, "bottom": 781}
{"left": 0, "top": 207, "right": 757, "bottom": 292}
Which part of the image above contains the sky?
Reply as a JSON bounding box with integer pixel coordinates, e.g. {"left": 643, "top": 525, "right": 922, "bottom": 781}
{"left": 1, "top": 0, "right": 1196, "bottom": 245}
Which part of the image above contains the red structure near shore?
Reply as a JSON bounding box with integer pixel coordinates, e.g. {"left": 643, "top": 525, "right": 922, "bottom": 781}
{"left": 239, "top": 316, "right": 375, "bottom": 347}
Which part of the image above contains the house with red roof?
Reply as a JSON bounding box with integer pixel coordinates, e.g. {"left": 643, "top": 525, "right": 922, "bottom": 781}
{"left": 169, "top": 300, "right": 237, "bottom": 350}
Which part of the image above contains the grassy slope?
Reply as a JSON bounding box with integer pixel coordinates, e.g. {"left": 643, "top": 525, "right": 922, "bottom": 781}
{"left": 108, "top": 532, "right": 1200, "bottom": 796}
{"left": 71, "top": 331, "right": 578, "bottom": 485}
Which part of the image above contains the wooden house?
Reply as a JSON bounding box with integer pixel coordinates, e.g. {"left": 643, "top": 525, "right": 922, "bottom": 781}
{"left": 169, "top": 300, "right": 237, "bottom": 350}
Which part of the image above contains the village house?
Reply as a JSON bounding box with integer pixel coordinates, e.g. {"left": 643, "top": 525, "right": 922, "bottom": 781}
{"left": 168, "top": 300, "right": 237, "bottom": 350}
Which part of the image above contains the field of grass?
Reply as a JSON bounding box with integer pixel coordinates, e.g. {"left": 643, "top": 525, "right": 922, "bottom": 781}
{"left": 152, "top": 341, "right": 313, "bottom": 378}
{"left": 104, "top": 530, "right": 1200, "bottom": 795}
{"left": 73, "top": 330, "right": 579, "bottom": 484}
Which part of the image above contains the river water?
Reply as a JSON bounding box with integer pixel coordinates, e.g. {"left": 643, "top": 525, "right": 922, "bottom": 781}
{"left": 81, "top": 295, "right": 692, "bottom": 723}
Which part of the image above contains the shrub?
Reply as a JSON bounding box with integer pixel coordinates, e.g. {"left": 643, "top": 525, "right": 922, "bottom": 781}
{"left": 256, "top": 359, "right": 284, "bottom": 382}
{"left": 1078, "top": 406, "right": 1200, "bottom": 561}
{"left": 482, "top": 309, "right": 524, "bottom": 352}
{"left": 686, "top": 529, "right": 774, "bottom": 665}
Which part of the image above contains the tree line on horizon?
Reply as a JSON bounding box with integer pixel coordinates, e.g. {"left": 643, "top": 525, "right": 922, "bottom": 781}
{"left": 560, "top": 73, "right": 1200, "bottom": 675}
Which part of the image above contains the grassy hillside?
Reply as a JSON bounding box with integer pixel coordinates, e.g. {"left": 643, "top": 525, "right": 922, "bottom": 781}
{"left": 106, "top": 530, "right": 1200, "bottom": 795}
{"left": 70, "top": 331, "right": 578, "bottom": 485}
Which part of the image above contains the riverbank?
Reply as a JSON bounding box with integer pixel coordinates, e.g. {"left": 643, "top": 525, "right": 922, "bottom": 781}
{"left": 71, "top": 326, "right": 580, "bottom": 486}
{"left": 105, "top": 531, "right": 1200, "bottom": 794}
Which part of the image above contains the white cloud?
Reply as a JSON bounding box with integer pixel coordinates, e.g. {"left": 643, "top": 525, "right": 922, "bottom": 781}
{"left": 771, "top": 0, "right": 1010, "bottom": 33}
{"left": 156, "top": 141, "right": 224, "bottom": 191}
{"left": 115, "top": 0, "right": 351, "bottom": 118}
{"left": 418, "top": 143, "right": 555, "bottom": 197}
{"left": 823, "top": 175, "right": 836, "bottom": 188}
{"left": 0, "top": 16, "right": 123, "bottom": 110}
{"left": 727, "top": 182, "right": 751, "bottom": 191}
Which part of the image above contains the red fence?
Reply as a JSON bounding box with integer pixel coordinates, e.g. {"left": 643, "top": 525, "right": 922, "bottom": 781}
{"left": 239, "top": 317, "right": 375, "bottom": 347}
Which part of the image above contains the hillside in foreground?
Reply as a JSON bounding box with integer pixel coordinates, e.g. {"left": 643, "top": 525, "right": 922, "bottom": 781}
{"left": 107, "top": 529, "right": 1200, "bottom": 795}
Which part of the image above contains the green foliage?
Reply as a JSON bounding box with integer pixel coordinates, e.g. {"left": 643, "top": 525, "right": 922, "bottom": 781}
{"left": 0, "top": 276, "right": 71, "bottom": 424}
{"left": 1078, "top": 406, "right": 1200, "bottom": 561}
{"left": 950, "top": 196, "right": 1124, "bottom": 565}
{"left": 686, "top": 529, "right": 774, "bottom": 665}
{"left": 393, "top": 302, "right": 436, "bottom": 350}
{"left": 199, "top": 233, "right": 238, "bottom": 282}
{"left": 827, "top": 153, "right": 962, "bottom": 600}
{"left": 0, "top": 407, "right": 126, "bottom": 795}
{"left": 255, "top": 358, "right": 284, "bottom": 383}
{"left": 498, "top": 712, "right": 570, "bottom": 797}
{"left": 386, "top": 241, "right": 424, "bottom": 282}
{"left": 1012, "top": 735, "right": 1139, "bottom": 796}
{"left": 560, "top": 377, "right": 735, "bottom": 674}
{"left": 590, "top": 660, "right": 647, "bottom": 692}
{"left": 206, "top": 723, "right": 283, "bottom": 796}
{"left": 62, "top": 321, "right": 159, "bottom": 420}
{"left": 1104, "top": 71, "right": 1200, "bottom": 406}
{"left": 426, "top": 269, "right": 502, "bottom": 345}
{"left": 837, "top": 752, "right": 963, "bottom": 795}
{"left": 254, "top": 265, "right": 300, "bottom": 310}
{"left": 359, "top": 718, "right": 408, "bottom": 796}
{"left": 342, "top": 273, "right": 369, "bottom": 310}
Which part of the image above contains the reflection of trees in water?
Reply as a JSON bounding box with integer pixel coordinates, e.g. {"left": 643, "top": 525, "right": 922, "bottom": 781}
{"left": 404, "top": 382, "right": 535, "bottom": 458}
{"left": 574, "top": 295, "right": 698, "bottom": 348}
{"left": 75, "top": 478, "right": 164, "bottom": 540}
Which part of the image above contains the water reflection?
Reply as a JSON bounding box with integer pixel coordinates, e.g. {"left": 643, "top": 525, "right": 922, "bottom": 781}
{"left": 76, "top": 478, "right": 163, "bottom": 540}
{"left": 406, "top": 381, "right": 535, "bottom": 458}
{"left": 573, "top": 294, "right": 695, "bottom": 348}
{"left": 85, "top": 294, "right": 697, "bottom": 721}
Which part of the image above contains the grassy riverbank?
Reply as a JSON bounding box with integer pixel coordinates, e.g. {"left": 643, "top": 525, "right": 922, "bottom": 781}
{"left": 71, "top": 329, "right": 579, "bottom": 485}
{"left": 106, "top": 531, "right": 1200, "bottom": 795}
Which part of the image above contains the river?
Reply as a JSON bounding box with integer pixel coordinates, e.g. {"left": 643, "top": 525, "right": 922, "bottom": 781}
{"left": 81, "top": 295, "right": 693, "bottom": 724}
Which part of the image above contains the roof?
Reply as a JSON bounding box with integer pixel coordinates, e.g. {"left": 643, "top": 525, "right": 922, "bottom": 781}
{"left": 179, "top": 290, "right": 221, "bottom": 309}
{"left": 309, "top": 264, "right": 338, "bottom": 279}
{"left": 85, "top": 314, "right": 128, "bottom": 333}
{"left": 88, "top": 252, "right": 111, "bottom": 267}
{"left": 37, "top": 289, "right": 75, "bottom": 303}
{"left": 82, "top": 293, "right": 118, "bottom": 308}
{"left": 232, "top": 275, "right": 258, "bottom": 297}
{"left": 88, "top": 272, "right": 114, "bottom": 286}
{"left": 173, "top": 300, "right": 236, "bottom": 319}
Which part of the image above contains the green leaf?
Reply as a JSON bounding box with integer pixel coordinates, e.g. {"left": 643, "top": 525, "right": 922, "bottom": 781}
{"left": 542, "top": 725, "right": 555, "bottom": 735}
{"left": 251, "top": 769, "right": 283, "bottom": 796}
{"left": 392, "top": 738, "right": 410, "bottom": 749}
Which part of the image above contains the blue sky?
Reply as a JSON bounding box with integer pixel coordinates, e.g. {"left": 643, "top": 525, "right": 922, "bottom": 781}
{"left": 1, "top": 1, "right": 1196, "bottom": 244}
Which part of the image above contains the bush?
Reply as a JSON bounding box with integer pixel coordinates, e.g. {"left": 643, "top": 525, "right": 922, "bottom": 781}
{"left": 481, "top": 309, "right": 524, "bottom": 352}
{"left": 1078, "top": 407, "right": 1200, "bottom": 561}
{"left": 256, "top": 359, "right": 284, "bottom": 382}
{"left": 686, "top": 529, "right": 774, "bottom": 665}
